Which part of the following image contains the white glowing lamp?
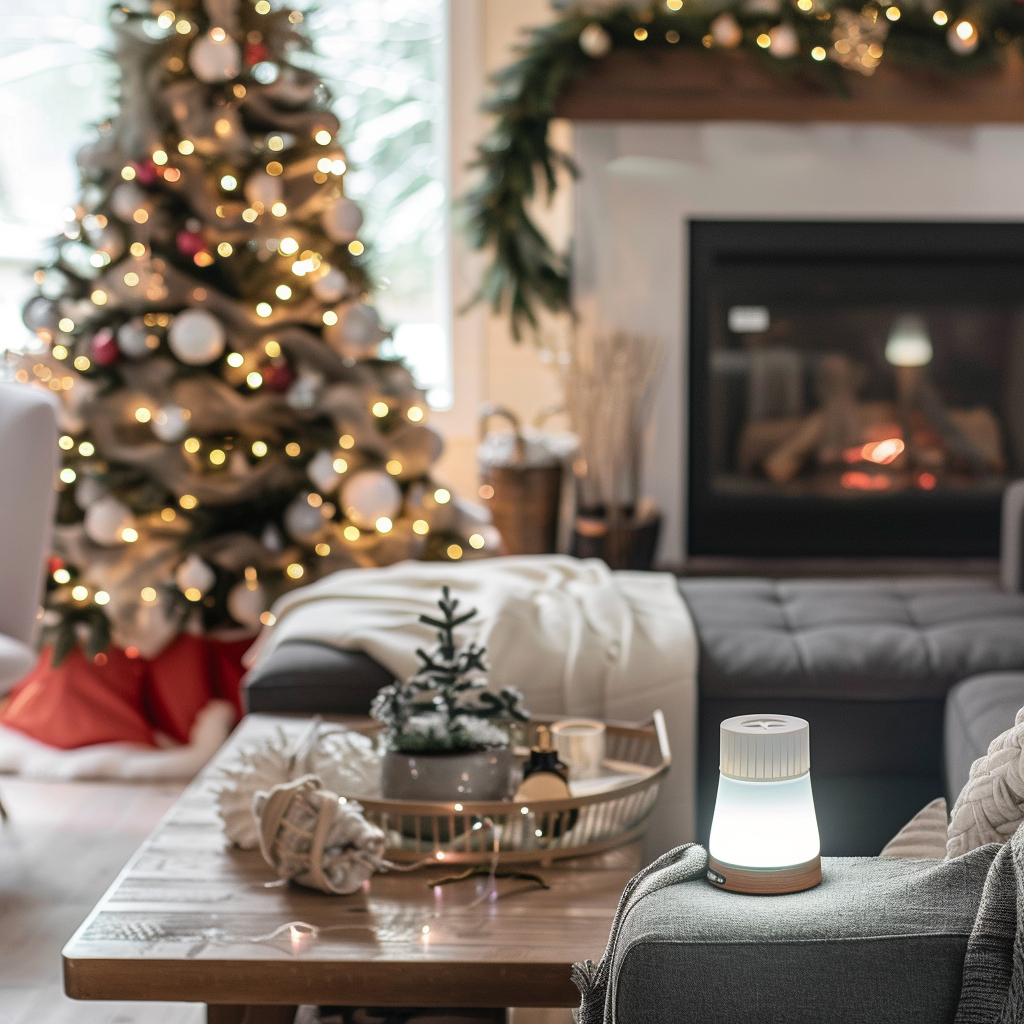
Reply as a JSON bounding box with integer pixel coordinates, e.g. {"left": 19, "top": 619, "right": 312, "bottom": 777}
{"left": 707, "top": 714, "right": 821, "bottom": 894}
{"left": 885, "top": 314, "right": 933, "bottom": 368}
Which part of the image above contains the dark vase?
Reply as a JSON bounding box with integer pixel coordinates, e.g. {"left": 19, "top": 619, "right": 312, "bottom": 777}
{"left": 571, "top": 509, "right": 661, "bottom": 570}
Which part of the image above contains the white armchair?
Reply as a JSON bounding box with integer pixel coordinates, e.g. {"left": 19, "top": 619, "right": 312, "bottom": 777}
{"left": 0, "top": 382, "right": 59, "bottom": 696}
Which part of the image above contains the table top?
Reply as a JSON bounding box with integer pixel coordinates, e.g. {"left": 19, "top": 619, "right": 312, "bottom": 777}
{"left": 63, "top": 714, "right": 640, "bottom": 1009}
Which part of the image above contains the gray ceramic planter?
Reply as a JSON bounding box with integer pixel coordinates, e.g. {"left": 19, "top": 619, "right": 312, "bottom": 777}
{"left": 381, "top": 746, "right": 517, "bottom": 802}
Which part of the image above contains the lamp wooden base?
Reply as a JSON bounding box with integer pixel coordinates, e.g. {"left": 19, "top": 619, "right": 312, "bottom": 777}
{"left": 706, "top": 854, "right": 822, "bottom": 895}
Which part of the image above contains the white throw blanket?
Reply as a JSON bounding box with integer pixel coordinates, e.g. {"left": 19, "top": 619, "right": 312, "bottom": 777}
{"left": 245, "top": 555, "right": 698, "bottom": 856}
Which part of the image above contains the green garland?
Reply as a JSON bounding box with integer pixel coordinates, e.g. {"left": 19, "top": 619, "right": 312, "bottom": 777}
{"left": 464, "top": 0, "right": 1024, "bottom": 339}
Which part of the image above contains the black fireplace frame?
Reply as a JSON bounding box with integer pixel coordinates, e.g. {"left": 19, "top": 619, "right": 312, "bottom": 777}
{"left": 687, "top": 219, "right": 1024, "bottom": 558}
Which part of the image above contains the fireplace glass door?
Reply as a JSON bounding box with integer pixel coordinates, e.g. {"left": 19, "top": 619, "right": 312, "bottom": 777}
{"left": 688, "top": 221, "right": 1024, "bottom": 557}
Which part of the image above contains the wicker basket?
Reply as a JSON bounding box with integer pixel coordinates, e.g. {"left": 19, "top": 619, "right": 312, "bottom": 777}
{"left": 354, "top": 711, "right": 670, "bottom": 865}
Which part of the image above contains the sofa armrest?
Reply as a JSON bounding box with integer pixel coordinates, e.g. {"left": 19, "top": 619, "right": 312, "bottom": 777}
{"left": 608, "top": 852, "right": 996, "bottom": 1024}
{"left": 1001, "top": 479, "right": 1024, "bottom": 593}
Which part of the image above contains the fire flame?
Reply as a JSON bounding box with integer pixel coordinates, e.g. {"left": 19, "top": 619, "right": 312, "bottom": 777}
{"left": 842, "top": 437, "right": 905, "bottom": 466}
{"left": 840, "top": 471, "right": 892, "bottom": 491}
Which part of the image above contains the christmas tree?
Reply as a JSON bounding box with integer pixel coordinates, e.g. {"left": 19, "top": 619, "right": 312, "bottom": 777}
{"left": 12, "top": 0, "right": 492, "bottom": 666}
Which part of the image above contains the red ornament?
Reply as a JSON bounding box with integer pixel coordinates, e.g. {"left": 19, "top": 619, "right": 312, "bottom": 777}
{"left": 176, "top": 229, "right": 206, "bottom": 258}
{"left": 133, "top": 160, "right": 158, "bottom": 186}
{"left": 264, "top": 361, "right": 295, "bottom": 393}
{"left": 47, "top": 556, "right": 64, "bottom": 574}
{"left": 91, "top": 326, "right": 120, "bottom": 366}
{"left": 245, "top": 41, "right": 270, "bottom": 66}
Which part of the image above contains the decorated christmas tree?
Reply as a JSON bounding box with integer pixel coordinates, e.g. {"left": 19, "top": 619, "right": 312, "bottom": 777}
{"left": 12, "top": 0, "right": 492, "bottom": 667}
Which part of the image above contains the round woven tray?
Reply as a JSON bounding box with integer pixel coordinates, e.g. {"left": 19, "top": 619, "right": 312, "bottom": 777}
{"left": 355, "top": 711, "right": 670, "bottom": 865}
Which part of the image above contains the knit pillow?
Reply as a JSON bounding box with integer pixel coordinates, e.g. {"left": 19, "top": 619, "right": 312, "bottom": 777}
{"left": 946, "top": 705, "right": 1024, "bottom": 859}
{"left": 880, "top": 797, "right": 948, "bottom": 859}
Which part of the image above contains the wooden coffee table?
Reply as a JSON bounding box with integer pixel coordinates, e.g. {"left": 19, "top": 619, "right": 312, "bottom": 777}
{"left": 63, "top": 715, "right": 640, "bottom": 1023}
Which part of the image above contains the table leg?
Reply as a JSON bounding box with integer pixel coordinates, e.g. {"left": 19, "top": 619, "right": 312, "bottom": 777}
{"left": 207, "top": 1006, "right": 298, "bottom": 1024}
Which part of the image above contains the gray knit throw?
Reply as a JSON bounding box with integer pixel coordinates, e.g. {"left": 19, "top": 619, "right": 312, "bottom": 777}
{"left": 955, "top": 823, "right": 1024, "bottom": 1024}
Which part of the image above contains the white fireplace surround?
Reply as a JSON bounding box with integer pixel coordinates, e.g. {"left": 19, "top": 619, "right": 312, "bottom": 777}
{"left": 571, "top": 122, "right": 1024, "bottom": 563}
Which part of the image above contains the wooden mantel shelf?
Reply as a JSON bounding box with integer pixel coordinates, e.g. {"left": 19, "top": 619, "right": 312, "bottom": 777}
{"left": 554, "top": 48, "right": 1024, "bottom": 122}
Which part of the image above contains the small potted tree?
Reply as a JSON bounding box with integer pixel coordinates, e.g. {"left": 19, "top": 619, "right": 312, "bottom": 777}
{"left": 372, "top": 586, "right": 530, "bottom": 801}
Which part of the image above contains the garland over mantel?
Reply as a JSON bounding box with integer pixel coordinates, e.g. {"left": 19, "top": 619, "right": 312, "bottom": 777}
{"left": 465, "top": 0, "right": 1024, "bottom": 338}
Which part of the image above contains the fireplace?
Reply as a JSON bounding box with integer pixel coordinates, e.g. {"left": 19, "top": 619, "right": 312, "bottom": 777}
{"left": 688, "top": 220, "right": 1024, "bottom": 557}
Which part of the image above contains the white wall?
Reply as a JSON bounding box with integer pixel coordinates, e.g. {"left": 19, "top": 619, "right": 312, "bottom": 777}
{"left": 572, "top": 122, "right": 1024, "bottom": 562}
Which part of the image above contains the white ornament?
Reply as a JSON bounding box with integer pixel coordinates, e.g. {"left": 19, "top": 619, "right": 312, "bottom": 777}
{"left": 227, "top": 581, "right": 268, "bottom": 628}
{"left": 111, "top": 182, "right": 149, "bottom": 222}
{"left": 307, "top": 449, "right": 342, "bottom": 492}
{"left": 175, "top": 553, "right": 216, "bottom": 597}
{"left": 579, "top": 22, "right": 612, "bottom": 58}
{"left": 341, "top": 469, "right": 402, "bottom": 529}
{"left": 323, "top": 303, "right": 387, "bottom": 360}
{"left": 262, "top": 523, "right": 285, "bottom": 552}
{"left": 711, "top": 12, "right": 743, "bottom": 48}
{"left": 84, "top": 495, "right": 135, "bottom": 546}
{"left": 117, "top": 317, "right": 159, "bottom": 359}
{"left": 168, "top": 309, "right": 226, "bottom": 365}
{"left": 386, "top": 424, "right": 443, "bottom": 480}
{"left": 768, "top": 22, "right": 800, "bottom": 58}
{"left": 189, "top": 30, "right": 242, "bottom": 83}
{"left": 244, "top": 170, "right": 283, "bottom": 208}
{"left": 283, "top": 492, "right": 325, "bottom": 542}
{"left": 151, "top": 405, "right": 190, "bottom": 443}
{"left": 24, "top": 297, "right": 56, "bottom": 332}
{"left": 321, "top": 197, "right": 364, "bottom": 245}
{"left": 311, "top": 266, "right": 349, "bottom": 303}
{"left": 74, "top": 476, "right": 107, "bottom": 511}
{"left": 286, "top": 372, "right": 321, "bottom": 410}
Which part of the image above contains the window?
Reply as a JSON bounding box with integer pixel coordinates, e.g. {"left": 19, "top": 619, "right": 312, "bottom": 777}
{"left": 0, "top": 0, "right": 453, "bottom": 408}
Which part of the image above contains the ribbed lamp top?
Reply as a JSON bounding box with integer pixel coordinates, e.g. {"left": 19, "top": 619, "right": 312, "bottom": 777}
{"left": 720, "top": 714, "right": 810, "bottom": 780}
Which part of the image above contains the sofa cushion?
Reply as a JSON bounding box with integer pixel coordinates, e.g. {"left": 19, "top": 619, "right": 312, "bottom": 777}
{"left": 243, "top": 640, "right": 394, "bottom": 716}
{"left": 944, "top": 671, "right": 1024, "bottom": 808}
{"left": 679, "top": 577, "right": 1024, "bottom": 701}
{"left": 612, "top": 851, "right": 997, "bottom": 1024}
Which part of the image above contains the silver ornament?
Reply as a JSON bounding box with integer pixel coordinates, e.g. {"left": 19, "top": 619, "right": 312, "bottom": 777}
{"left": 323, "top": 303, "right": 387, "bottom": 360}
{"left": 84, "top": 495, "right": 135, "bottom": 546}
{"left": 189, "top": 30, "right": 242, "bottom": 83}
{"left": 168, "top": 309, "right": 226, "bottom": 366}
{"left": 151, "top": 404, "right": 191, "bottom": 443}
{"left": 341, "top": 470, "right": 402, "bottom": 530}
{"left": 311, "top": 266, "right": 349, "bottom": 303}
{"left": 385, "top": 424, "right": 443, "bottom": 481}
{"left": 227, "top": 581, "right": 268, "bottom": 628}
{"left": 284, "top": 492, "right": 325, "bottom": 542}
{"left": 74, "top": 476, "right": 108, "bottom": 511}
{"left": 579, "top": 23, "right": 612, "bottom": 58}
{"left": 321, "top": 197, "right": 364, "bottom": 245}
{"left": 175, "top": 553, "right": 216, "bottom": 597}
{"left": 111, "top": 182, "right": 149, "bottom": 222}
{"left": 117, "top": 317, "right": 160, "bottom": 359}
{"left": 307, "top": 449, "right": 342, "bottom": 493}
{"left": 262, "top": 523, "right": 286, "bottom": 552}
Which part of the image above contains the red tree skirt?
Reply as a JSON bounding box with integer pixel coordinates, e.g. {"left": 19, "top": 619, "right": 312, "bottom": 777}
{"left": 0, "top": 634, "right": 253, "bottom": 751}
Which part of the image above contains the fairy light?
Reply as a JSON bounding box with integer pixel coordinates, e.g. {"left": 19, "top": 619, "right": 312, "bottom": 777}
{"left": 133, "top": 209, "right": 148, "bottom": 224}
{"left": 135, "top": 407, "right": 152, "bottom": 423}
{"left": 286, "top": 442, "right": 301, "bottom": 456}
{"left": 89, "top": 253, "right": 109, "bottom": 268}
{"left": 271, "top": 202, "right": 287, "bottom": 217}
{"left": 141, "top": 586, "right": 157, "bottom": 602}
{"left": 74, "top": 356, "right": 90, "bottom": 371}
{"left": 956, "top": 18, "right": 976, "bottom": 39}
{"left": 811, "top": 45, "right": 826, "bottom": 59}
{"left": 121, "top": 165, "right": 136, "bottom": 180}
{"left": 157, "top": 10, "right": 174, "bottom": 28}
{"left": 348, "top": 240, "right": 364, "bottom": 256}
{"left": 252, "top": 441, "right": 268, "bottom": 457}
{"left": 266, "top": 161, "right": 283, "bottom": 176}
{"left": 314, "top": 130, "right": 332, "bottom": 145}
{"left": 59, "top": 436, "right": 74, "bottom": 451}
{"left": 242, "top": 208, "right": 258, "bottom": 223}
{"left": 233, "top": 84, "right": 247, "bottom": 98}
{"left": 211, "top": 26, "right": 226, "bottom": 41}
{"left": 79, "top": 441, "right": 94, "bottom": 456}
{"left": 286, "top": 563, "right": 304, "bottom": 579}
{"left": 634, "top": 27, "right": 648, "bottom": 40}
{"left": 175, "top": 19, "right": 191, "bottom": 34}
{"left": 124, "top": 272, "right": 140, "bottom": 287}
{"left": 434, "top": 488, "right": 451, "bottom": 505}
{"left": 260, "top": 611, "right": 276, "bottom": 625}
{"left": 178, "top": 140, "right": 195, "bottom": 155}
{"left": 255, "top": 0, "right": 271, "bottom": 11}
{"left": 279, "top": 237, "right": 299, "bottom": 255}
{"left": 479, "top": 484, "right": 494, "bottom": 500}
{"left": 386, "top": 460, "right": 402, "bottom": 475}
{"left": 934, "top": 9, "right": 948, "bottom": 23}
{"left": 52, "top": 345, "right": 68, "bottom": 360}
{"left": 886, "top": 5, "right": 900, "bottom": 18}
{"left": 59, "top": 468, "right": 77, "bottom": 484}
{"left": 447, "top": 544, "right": 463, "bottom": 560}
{"left": 209, "top": 449, "right": 226, "bottom": 465}
{"left": 667, "top": 0, "right": 682, "bottom": 8}
{"left": 323, "top": 311, "right": 339, "bottom": 326}
{"left": 268, "top": 135, "right": 284, "bottom": 151}
{"left": 289, "top": 10, "right": 303, "bottom": 22}
{"left": 332, "top": 159, "right": 346, "bottom": 175}
{"left": 316, "top": 543, "right": 331, "bottom": 556}
{"left": 756, "top": 32, "right": 771, "bottom": 47}
{"left": 121, "top": 528, "right": 139, "bottom": 543}
{"left": 152, "top": 149, "right": 168, "bottom": 165}
{"left": 226, "top": 352, "right": 244, "bottom": 367}
{"left": 167, "top": 57, "right": 183, "bottom": 72}
{"left": 160, "top": 508, "right": 176, "bottom": 522}
{"left": 413, "top": 520, "right": 429, "bottom": 535}
{"left": 184, "top": 587, "right": 202, "bottom": 601}
{"left": 71, "top": 585, "right": 89, "bottom": 601}
{"left": 58, "top": 318, "right": 75, "bottom": 333}
{"left": 375, "top": 517, "right": 393, "bottom": 533}
{"left": 407, "top": 406, "right": 424, "bottom": 422}
{"left": 332, "top": 458, "right": 347, "bottom": 473}
{"left": 275, "top": 285, "right": 292, "bottom": 300}
{"left": 307, "top": 493, "right": 323, "bottom": 507}
{"left": 218, "top": 242, "right": 233, "bottom": 257}
{"left": 247, "top": 371, "right": 264, "bottom": 389}
{"left": 469, "top": 534, "right": 485, "bottom": 549}
{"left": 265, "top": 340, "right": 281, "bottom": 357}
{"left": 256, "top": 303, "right": 272, "bottom": 318}
{"left": 183, "top": 437, "right": 201, "bottom": 453}
{"left": 220, "top": 174, "right": 238, "bottom": 191}
{"left": 339, "top": 434, "right": 355, "bottom": 449}
{"left": 372, "top": 402, "right": 389, "bottom": 418}
{"left": 130, "top": 242, "right": 146, "bottom": 257}
{"left": 317, "top": 158, "right": 333, "bottom": 173}
{"left": 53, "top": 568, "right": 71, "bottom": 584}
{"left": 343, "top": 525, "right": 360, "bottom": 541}
{"left": 180, "top": 494, "right": 197, "bottom": 509}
